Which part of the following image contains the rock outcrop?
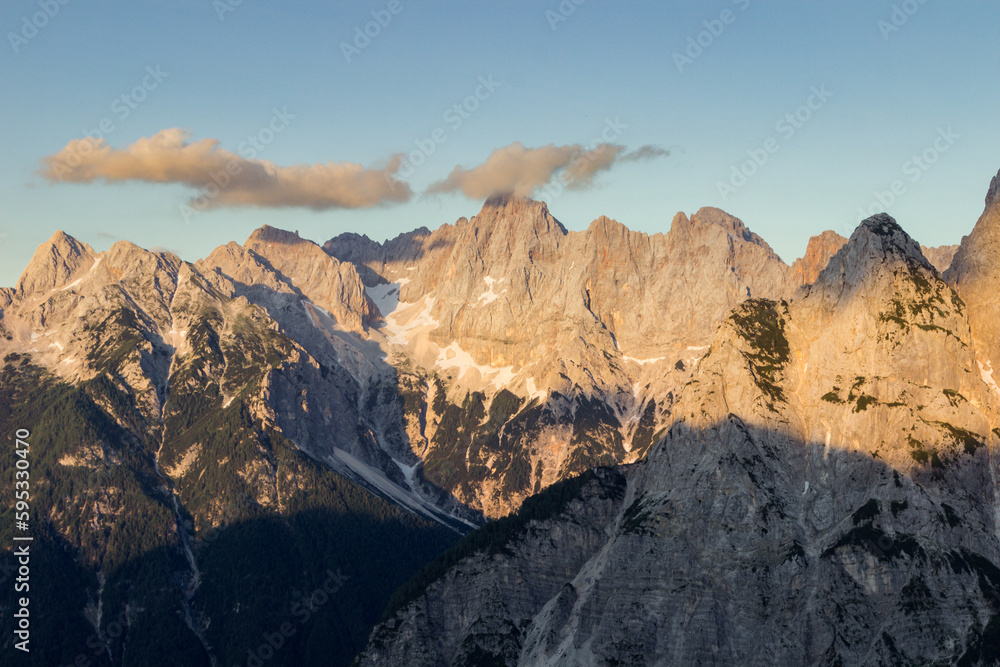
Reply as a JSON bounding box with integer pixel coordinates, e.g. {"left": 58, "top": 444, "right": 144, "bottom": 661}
{"left": 325, "top": 197, "right": 796, "bottom": 516}
{"left": 13, "top": 230, "right": 96, "bottom": 300}
{"left": 947, "top": 168, "right": 1000, "bottom": 375}
{"left": 356, "top": 211, "right": 1000, "bottom": 666}
{"left": 2, "top": 176, "right": 991, "bottom": 666}
{"left": 2, "top": 191, "right": 975, "bottom": 526}
{"left": 241, "top": 225, "right": 376, "bottom": 332}
{"left": 922, "top": 243, "right": 959, "bottom": 273}
{"left": 789, "top": 229, "right": 848, "bottom": 285}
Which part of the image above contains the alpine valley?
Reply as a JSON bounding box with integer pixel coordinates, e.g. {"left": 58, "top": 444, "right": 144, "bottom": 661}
{"left": 2, "top": 171, "right": 998, "bottom": 666}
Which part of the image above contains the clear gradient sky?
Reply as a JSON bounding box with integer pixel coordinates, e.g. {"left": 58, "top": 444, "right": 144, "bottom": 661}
{"left": 2, "top": 0, "right": 999, "bottom": 287}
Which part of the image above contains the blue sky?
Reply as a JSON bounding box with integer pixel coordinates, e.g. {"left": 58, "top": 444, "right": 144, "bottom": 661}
{"left": 2, "top": 0, "right": 998, "bottom": 286}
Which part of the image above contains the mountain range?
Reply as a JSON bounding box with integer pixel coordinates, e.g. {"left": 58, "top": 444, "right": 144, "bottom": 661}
{"left": 356, "top": 174, "right": 1000, "bottom": 665}
{"left": 0, "top": 171, "right": 994, "bottom": 666}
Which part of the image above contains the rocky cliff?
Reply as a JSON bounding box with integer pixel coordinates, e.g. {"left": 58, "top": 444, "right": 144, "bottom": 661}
{"left": 1, "top": 183, "right": 983, "bottom": 665}
{"left": 789, "top": 230, "right": 848, "bottom": 285}
{"left": 947, "top": 168, "right": 1000, "bottom": 389}
{"left": 356, "top": 204, "right": 1000, "bottom": 665}
{"left": 922, "top": 243, "right": 959, "bottom": 273}
{"left": 324, "top": 196, "right": 798, "bottom": 516}
{"left": 0, "top": 227, "right": 463, "bottom": 666}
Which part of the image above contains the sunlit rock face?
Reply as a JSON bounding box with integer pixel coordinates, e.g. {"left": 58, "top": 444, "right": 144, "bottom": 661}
{"left": 3, "top": 188, "right": 980, "bottom": 529}
{"left": 324, "top": 196, "right": 798, "bottom": 516}
{"left": 922, "top": 243, "right": 959, "bottom": 273}
{"left": 790, "top": 229, "right": 848, "bottom": 285}
{"left": 947, "top": 168, "right": 1000, "bottom": 383}
{"left": 5, "top": 174, "right": 999, "bottom": 664}
{"left": 357, "top": 204, "right": 1000, "bottom": 666}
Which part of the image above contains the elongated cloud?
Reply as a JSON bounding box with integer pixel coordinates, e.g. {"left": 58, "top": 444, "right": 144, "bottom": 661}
{"left": 39, "top": 129, "right": 412, "bottom": 210}
{"left": 426, "top": 141, "right": 668, "bottom": 199}
{"left": 620, "top": 145, "right": 671, "bottom": 162}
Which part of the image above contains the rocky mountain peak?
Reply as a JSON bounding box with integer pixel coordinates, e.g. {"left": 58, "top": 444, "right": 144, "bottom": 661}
{"left": 986, "top": 167, "right": 1000, "bottom": 211}
{"left": 49, "top": 229, "right": 76, "bottom": 247}
{"left": 944, "top": 167, "right": 1000, "bottom": 361}
{"left": 691, "top": 206, "right": 750, "bottom": 236}
{"left": 581, "top": 216, "right": 654, "bottom": 262}
{"left": 919, "top": 244, "right": 959, "bottom": 273}
{"left": 790, "top": 230, "right": 848, "bottom": 286}
{"left": 244, "top": 225, "right": 329, "bottom": 265}
{"left": 691, "top": 207, "right": 779, "bottom": 255}
{"left": 105, "top": 239, "right": 159, "bottom": 268}
{"left": 327, "top": 231, "right": 373, "bottom": 248}
{"left": 472, "top": 193, "right": 567, "bottom": 238}
{"left": 586, "top": 215, "right": 635, "bottom": 240}
{"left": 14, "top": 230, "right": 95, "bottom": 297}
{"left": 104, "top": 239, "right": 181, "bottom": 284}
{"left": 813, "top": 229, "right": 848, "bottom": 244}
{"left": 246, "top": 224, "right": 305, "bottom": 246}
{"left": 239, "top": 224, "right": 374, "bottom": 332}
{"left": 803, "top": 213, "right": 946, "bottom": 326}
{"left": 667, "top": 211, "right": 691, "bottom": 234}
{"left": 947, "top": 170, "right": 1000, "bottom": 280}
{"left": 667, "top": 209, "right": 787, "bottom": 277}
{"left": 848, "top": 214, "right": 929, "bottom": 265}
{"left": 482, "top": 191, "right": 534, "bottom": 210}
{"left": 666, "top": 210, "right": 702, "bottom": 238}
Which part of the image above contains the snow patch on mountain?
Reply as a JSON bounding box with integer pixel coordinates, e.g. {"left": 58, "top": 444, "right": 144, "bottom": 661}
{"left": 525, "top": 377, "right": 546, "bottom": 402}
{"left": 477, "top": 276, "right": 507, "bottom": 305}
{"left": 366, "top": 282, "right": 402, "bottom": 317}
{"left": 382, "top": 295, "right": 439, "bottom": 346}
{"left": 59, "top": 256, "right": 102, "bottom": 292}
{"left": 979, "top": 359, "right": 1000, "bottom": 397}
{"left": 623, "top": 355, "right": 665, "bottom": 365}
{"left": 326, "top": 447, "right": 475, "bottom": 531}
{"left": 435, "top": 341, "right": 516, "bottom": 388}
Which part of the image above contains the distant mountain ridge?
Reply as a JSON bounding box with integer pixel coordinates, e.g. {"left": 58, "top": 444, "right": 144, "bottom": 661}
{"left": 0, "top": 194, "right": 969, "bottom": 523}
{"left": 356, "top": 171, "right": 1000, "bottom": 666}
{"left": 324, "top": 198, "right": 797, "bottom": 516}
{"left": 0, "top": 181, "right": 986, "bottom": 665}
